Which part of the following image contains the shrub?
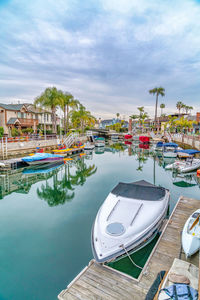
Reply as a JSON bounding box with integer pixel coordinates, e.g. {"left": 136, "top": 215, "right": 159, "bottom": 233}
{"left": 11, "top": 127, "right": 19, "bottom": 137}
{"left": 0, "top": 127, "right": 4, "bottom": 138}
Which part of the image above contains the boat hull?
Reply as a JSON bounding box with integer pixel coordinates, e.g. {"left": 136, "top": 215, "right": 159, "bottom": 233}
{"left": 26, "top": 157, "right": 64, "bottom": 166}
{"left": 182, "top": 209, "right": 200, "bottom": 257}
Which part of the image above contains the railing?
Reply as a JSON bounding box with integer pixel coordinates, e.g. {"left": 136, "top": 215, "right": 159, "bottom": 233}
{"left": 1, "top": 134, "right": 58, "bottom": 143}
{"left": 62, "top": 133, "right": 79, "bottom": 148}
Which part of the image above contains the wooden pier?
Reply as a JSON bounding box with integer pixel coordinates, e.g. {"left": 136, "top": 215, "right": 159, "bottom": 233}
{"left": 58, "top": 196, "right": 200, "bottom": 300}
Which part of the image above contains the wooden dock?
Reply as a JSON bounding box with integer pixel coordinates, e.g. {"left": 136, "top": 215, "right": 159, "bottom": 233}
{"left": 58, "top": 196, "right": 200, "bottom": 300}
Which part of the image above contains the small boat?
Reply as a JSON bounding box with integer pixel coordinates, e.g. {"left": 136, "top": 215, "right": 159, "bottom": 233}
{"left": 91, "top": 180, "right": 170, "bottom": 263}
{"left": 163, "top": 143, "right": 178, "bottom": 158}
{"left": 84, "top": 143, "right": 95, "bottom": 150}
{"left": 182, "top": 209, "right": 200, "bottom": 257}
{"left": 178, "top": 158, "right": 200, "bottom": 173}
{"left": 177, "top": 149, "right": 200, "bottom": 159}
{"left": 139, "top": 136, "right": 150, "bottom": 143}
{"left": 95, "top": 137, "right": 105, "bottom": 147}
{"left": 124, "top": 134, "right": 133, "bottom": 140}
{"left": 22, "top": 153, "right": 64, "bottom": 166}
{"left": 153, "top": 141, "right": 163, "bottom": 152}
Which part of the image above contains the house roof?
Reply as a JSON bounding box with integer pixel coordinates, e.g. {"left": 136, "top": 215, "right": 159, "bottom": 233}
{"left": 7, "top": 118, "right": 20, "bottom": 125}
{"left": 0, "top": 103, "right": 25, "bottom": 111}
{"left": 24, "top": 104, "right": 51, "bottom": 114}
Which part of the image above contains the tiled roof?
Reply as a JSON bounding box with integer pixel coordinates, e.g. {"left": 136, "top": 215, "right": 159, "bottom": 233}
{"left": 0, "top": 103, "right": 24, "bottom": 111}
{"left": 7, "top": 118, "right": 20, "bottom": 125}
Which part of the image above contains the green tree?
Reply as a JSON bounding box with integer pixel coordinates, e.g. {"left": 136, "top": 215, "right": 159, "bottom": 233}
{"left": 116, "top": 113, "right": 120, "bottom": 119}
{"left": 149, "top": 87, "right": 165, "bottom": 130}
{"left": 34, "top": 87, "right": 63, "bottom": 133}
{"left": 70, "top": 104, "right": 96, "bottom": 132}
{"left": 60, "top": 92, "right": 79, "bottom": 135}
{"left": 0, "top": 127, "right": 4, "bottom": 138}
{"left": 160, "top": 103, "right": 165, "bottom": 116}
{"left": 176, "top": 101, "right": 184, "bottom": 115}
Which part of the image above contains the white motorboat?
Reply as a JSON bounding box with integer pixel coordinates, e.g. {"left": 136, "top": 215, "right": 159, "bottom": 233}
{"left": 95, "top": 138, "right": 105, "bottom": 147}
{"left": 91, "top": 180, "right": 170, "bottom": 263}
{"left": 84, "top": 143, "right": 95, "bottom": 150}
{"left": 178, "top": 158, "right": 200, "bottom": 173}
{"left": 162, "top": 143, "right": 178, "bottom": 158}
{"left": 182, "top": 209, "right": 200, "bottom": 258}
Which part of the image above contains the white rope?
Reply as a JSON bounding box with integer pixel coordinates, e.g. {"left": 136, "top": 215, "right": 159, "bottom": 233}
{"left": 120, "top": 244, "right": 143, "bottom": 270}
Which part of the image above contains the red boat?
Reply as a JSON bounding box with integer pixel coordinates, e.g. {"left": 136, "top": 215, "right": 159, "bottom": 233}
{"left": 139, "top": 136, "right": 150, "bottom": 143}
{"left": 124, "top": 134, "right": 133, "bottom": 139}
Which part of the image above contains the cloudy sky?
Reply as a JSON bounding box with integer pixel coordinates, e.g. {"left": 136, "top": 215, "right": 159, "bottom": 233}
{"left": 0, "top": 0, "right": 200, "bottom": 119}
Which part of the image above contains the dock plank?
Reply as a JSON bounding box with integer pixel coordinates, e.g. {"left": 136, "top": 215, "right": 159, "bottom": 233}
{"left": 58, "top": 196, "right": 200, "bottom": 300}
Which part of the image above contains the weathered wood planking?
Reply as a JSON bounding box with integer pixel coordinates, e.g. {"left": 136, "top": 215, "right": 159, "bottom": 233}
{"left": 58, "top": 196, "right": 200, "bottom": 300}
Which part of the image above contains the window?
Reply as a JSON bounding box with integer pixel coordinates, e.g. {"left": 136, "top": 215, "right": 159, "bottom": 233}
{"left": 24, "top": 113, "right": 27, "bottom": 119}
{"left": 17, "top": 112, "right": 21, "bottom": 118}
{"left": 47, "top": 114, "right": 49, "bottom": 121}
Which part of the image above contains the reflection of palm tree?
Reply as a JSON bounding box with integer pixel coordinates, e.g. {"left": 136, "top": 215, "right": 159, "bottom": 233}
{"left": 70, "top": 158, "right": 97, "bottom": 186}
{"left": 37, "top": 183, "right": 74, "bottom": 206}
{"left": 136, "top": 152, "right": 148, "bottom": 171}
{"left": 37, "top": 169, "right": 74, "bottom": 206}
{"left": 60, "top": 164, "right": 74, "bottom": 191}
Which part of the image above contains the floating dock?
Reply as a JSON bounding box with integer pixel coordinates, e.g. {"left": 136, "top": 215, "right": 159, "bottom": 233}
{"left": 58, "top": 196, "right": 200, "bottom": 300}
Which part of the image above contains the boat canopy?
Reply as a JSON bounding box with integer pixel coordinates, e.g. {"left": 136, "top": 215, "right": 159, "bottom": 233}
{"left": 156, "top": 141, "right": 163, "bottom": 147}
{"left": 177, "top": 149, "right": 200, "bottom": 155}
{"left": 111, "top": 180, "right": 166, "bottom": 201}
{"left": 163, "top": 143, "right": 178, "bottom": 147}
{"left": 22, "top": 153, "right": 63, "bottom": 162}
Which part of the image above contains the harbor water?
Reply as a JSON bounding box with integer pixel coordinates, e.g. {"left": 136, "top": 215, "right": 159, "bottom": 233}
{"left": 0, "top": 143, "right": 199, "bottom": 299}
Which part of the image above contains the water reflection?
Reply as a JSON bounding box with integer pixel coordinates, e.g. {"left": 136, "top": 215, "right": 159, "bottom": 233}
{"left": 0, "top": 158, "right": 97, "bottom": 205}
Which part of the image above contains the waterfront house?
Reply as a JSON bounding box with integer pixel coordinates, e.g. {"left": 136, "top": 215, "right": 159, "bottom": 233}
{"left": 0, "top": 103, "right": 39, "bottom": 135}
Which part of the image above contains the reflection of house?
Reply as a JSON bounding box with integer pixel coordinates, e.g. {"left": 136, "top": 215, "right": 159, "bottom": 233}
{"left": 0, "top": 103, "right": 38, "bottom": 135}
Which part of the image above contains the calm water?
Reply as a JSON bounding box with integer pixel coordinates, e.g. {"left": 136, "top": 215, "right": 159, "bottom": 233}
{"left": 0, "top": 143, "right": 199, "bottom": 300}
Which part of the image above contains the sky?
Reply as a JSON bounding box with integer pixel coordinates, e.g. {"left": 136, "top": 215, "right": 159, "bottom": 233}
{"left": 0, "top": 0, "right": 200, "bottom": 119}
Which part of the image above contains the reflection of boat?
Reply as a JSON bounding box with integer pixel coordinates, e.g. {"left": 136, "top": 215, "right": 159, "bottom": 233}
{"left": 182, "top": 209, "right": 200, "bottom": 257}
{"left": 153, "top": 141, "right": 163, "bottom": 152}
{"left": 95, "top": 147, "right": 105, "bottom": 154}
{"left": 22, "top": 153, "right": 64, "bottom": 166}
{"left": 92, "top": 180, "right": 170, "bottom": 263}
{"left": 139, "top": 143, "right": 149, "bottom": 149}
{"left": 139, "top": 136, "right": 150, "bottom": 143}
{"left": 84, "top": 143, "right": 95, "bottom": 150}
{"left": 172, "top": 173, "right": 197, "bottom": 187}
{"left": 23, "top": 162, "right": 63, "bottom": 174}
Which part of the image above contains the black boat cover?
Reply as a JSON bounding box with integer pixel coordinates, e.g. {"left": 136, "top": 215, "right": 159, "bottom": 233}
{"left": 111, "top": 180, "right": 166, "bottom": 201}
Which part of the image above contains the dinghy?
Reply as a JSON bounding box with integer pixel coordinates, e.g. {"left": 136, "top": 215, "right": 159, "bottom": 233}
{"left": 163, "top": 143, "right": 178, "bottom": 158}
{"left": 95, "top": 137, "right": 105, "bottom": 147}
{"left": 182, "top": 209, "right": 200, "bottom": 258}
{"left": 84, "top": 143, "right": 95, "bottom": 150}
{"left": 91, "top": 180, "right": 170, "bottom": 263}
{"left": 178, "top": 158, "right": 200, "bottom": 173}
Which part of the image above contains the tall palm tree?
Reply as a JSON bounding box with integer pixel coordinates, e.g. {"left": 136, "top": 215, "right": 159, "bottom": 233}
{"left": 60, "top": 92, "right": 79, "bottom": 135}
{"left": 149, "top": 87, "right": 165, "bottom": 130}
{"left": 176, "top": 101, "right": 184, "bottom": 115}
{"left": 34, "top": 87, "right": 63, "bottom": 133}
{"left": 160, "top": 103, "right": 165, "bottom": 116}
{"left": 189, "top": 106, "right": 193, "bottom": 114}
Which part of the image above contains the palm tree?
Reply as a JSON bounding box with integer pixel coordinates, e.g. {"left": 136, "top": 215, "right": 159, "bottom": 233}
{"left": 116, "top": 113, "right": 120, "bottom": 120}
{"left": 149, "top": 87, "right": 165, "bottom": 130}
{"left": 160, "top": 103, "right": 165, "bottom": 116}
{"left": 189, "top": 106, "right": 193, "bottom": 114}
{"left": 176, "top": 101, "right": 184, "bottom": 115}
{"left": 70, "top": 104, "right": 96, "bottom": 133}
{"left": 34, "top": 87, "right": 63, "bottom": 133}
{"left": 60, "top": 92, "right": 79, "bottom": 135}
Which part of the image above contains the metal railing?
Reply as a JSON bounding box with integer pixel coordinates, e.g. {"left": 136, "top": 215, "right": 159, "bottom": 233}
{"left": 62, "top": 133, "right": 79, "bottom": 148}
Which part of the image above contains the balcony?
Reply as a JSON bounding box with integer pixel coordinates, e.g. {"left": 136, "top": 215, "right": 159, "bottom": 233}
{"left": 18, "top": 118, "right": 39, "bottom": 127}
